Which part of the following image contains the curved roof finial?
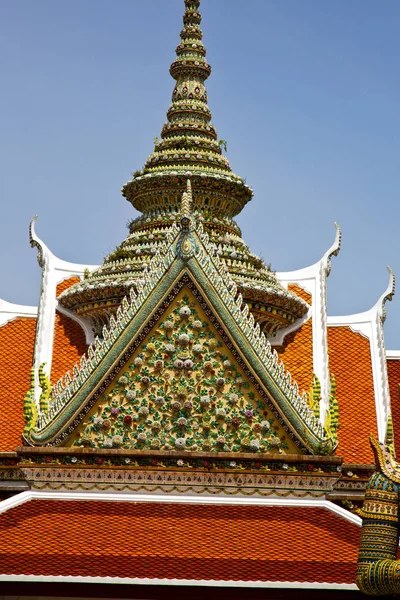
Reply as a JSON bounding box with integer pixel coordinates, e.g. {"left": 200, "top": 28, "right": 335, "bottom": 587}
{"left": 29, "top": 216, "right": 50, "bottom": 269}
{"left": 376, "top": 266, "right": 395, "bottom": 324}
{"left": 323, "top": 222, "right": 342, "bottom": 276}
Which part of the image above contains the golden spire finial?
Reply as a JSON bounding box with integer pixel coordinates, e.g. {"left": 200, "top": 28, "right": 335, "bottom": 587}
{"left": 122, "top": 0, "right": 253, "bottom": 217}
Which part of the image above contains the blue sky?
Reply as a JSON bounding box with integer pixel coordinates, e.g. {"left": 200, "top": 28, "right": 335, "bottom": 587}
{"left": 1, "top": 0, "right": 400, "bottom": 346}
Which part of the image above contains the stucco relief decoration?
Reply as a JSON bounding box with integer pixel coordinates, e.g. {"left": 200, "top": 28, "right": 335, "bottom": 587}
{"left": 74, "top": 294, "right": 289, "bottom": 453}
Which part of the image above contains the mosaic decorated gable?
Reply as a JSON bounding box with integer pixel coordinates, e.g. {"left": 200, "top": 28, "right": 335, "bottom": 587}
{"left": 69, "top": 287, "right": 301, "bottom": 454}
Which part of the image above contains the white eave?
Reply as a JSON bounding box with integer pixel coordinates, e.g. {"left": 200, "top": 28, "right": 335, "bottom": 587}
{"left": 0, "top": 299, "right": 37, "bottom": 327}
{"left": 29, "top": 216, "right": 99, "bottom": 400}
{"left": 0, "top": 489, "right": 362, "bottom": 524}
{"left": 275, "top": 223, "right": 341, "bottom": 424}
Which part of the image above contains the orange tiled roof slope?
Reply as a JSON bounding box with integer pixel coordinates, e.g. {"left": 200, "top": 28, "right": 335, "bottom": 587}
{"left": 328, "top": 326, "right": 377, "bottom": 464}
{"left": 276, "top": 285, "right": 313, "bottom": 395}
{"left": 56, "top": 276, "right": 81, "bottom": 297}
{"left": 51, "top": 312, "right": 88, "bottom": 384}
{"left": 0, "top": 318, "right": 36, "bottom": 451}
{"left": 0, "top": 499, "right": 360, "bottom": 584}
{"left": 387, "top": 359, "right": 400, "bottom": 456}
{"left": 288, "top": 284, "right": 312, "bottom": 306}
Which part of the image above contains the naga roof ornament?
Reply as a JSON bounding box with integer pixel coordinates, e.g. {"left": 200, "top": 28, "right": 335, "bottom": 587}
{"left": 357, "top": 436, "right": 400, "bottom": 595}
{"left": 58, "top": 0, "right": 308, "bottom": 337}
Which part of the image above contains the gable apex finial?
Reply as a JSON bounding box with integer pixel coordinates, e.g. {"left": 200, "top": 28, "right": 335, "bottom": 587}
{"left": 180, "top": 179, "right": 193, "bottom": 232}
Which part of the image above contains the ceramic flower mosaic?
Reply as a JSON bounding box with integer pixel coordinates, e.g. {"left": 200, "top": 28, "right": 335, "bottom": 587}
{"left": 74, "top": 293, "right": 289, "bottom": 453}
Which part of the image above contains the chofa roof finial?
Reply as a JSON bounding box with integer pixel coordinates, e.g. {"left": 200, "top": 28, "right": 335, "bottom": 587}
{"left": 29, "top": 216, "right": 49, "bottom": 269}
{"left": 377, "top": 266, "right": 395, "bottom": 324}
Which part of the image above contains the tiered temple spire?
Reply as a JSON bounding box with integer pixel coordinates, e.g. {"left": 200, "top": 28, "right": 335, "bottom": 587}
{"left": 145, "top": 0, "right": 230, "bottom": 177}
{"left": 122, "top": 0, "right": 252, "bottom": 217}
{"left": 59, "top": 0, "right": 308, "bottom": 336}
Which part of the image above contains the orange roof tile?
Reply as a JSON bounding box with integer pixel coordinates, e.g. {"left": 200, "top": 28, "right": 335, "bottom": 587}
{"left": 328, "top": 326, "right": 377, "bottom": 464}
{"left": 387, "top": 358, "right": 400, "bottom": 456}
{"left": 51, "top": 312, "right": 88, "bottom": 384}
{"left": 288, "top": 284, "right": 312, "bottom": 306}
{"left": 0, "top": 318, "right": 37, "bottom": 451}
{"left": 0, "top": 499, "right": 359, "bottom": 584}
{"left": 275, "top": 319, "right": 313, "bottom": 396}
{"left": 56, "top": 276, "right": 81, "bottom": 297}
{"left": 275, "top": 285, "right": 314, "bottom": 396}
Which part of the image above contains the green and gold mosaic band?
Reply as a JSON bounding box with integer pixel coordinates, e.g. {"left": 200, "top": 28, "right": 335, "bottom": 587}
{"left": 357, "top": 439, "right": 400, "bottom": 595}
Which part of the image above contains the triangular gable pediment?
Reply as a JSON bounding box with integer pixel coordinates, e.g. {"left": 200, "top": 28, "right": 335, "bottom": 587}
{"left": 69, "top": 282, "right": 301, "bottom": 454}
{"left": 26, "top": 219, "right": 334, "bottom": 455}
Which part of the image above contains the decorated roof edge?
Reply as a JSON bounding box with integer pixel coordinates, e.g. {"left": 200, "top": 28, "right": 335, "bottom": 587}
{"left": 29, "top": 216, "right": 99, "bottom": 399}
{"left": 0, "top": 489, "right": 362, "bottom": 526}
{"left": 23, "top": 188, "right": 337, "bottom": 453}
{"left": 276, "top": 223, "right": 341, "bottom": 424}
{"left": 187, "top": 230, "right": 331, "bottom": 452}
{"left": 327, "top": 266, "right": 395, "bottom": 330}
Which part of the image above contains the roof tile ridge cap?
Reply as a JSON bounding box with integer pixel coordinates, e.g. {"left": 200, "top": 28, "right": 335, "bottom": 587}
{"left": 194, "top": 222, "right": 325, "bottom": 440}
{"left": 40, "top": 235, "right": 178, "bottom": 429}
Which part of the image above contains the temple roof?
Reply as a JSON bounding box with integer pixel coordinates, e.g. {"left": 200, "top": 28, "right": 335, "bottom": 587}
{"left": 387, "top": 354, "right": 400, "bottom": 457}
{"left": 26, "top": 210, "right": 330, "bottom": 453}
{"left": 0, "top": 220, "right": 393, "bottom": 466}
{"left": 2, "top": 8, "right": 400, "bottom": 594}
{"left": 0, "top": 493, "right": 361, "bottom": 589}
{"left": 0, "top": 310, "right": 88, "bottom": 453}
{"left": 328, "top": 326, "right": 378, "bottom": 464}
{"left": 0, "top": 317, "right": 36, "bottom": 452}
